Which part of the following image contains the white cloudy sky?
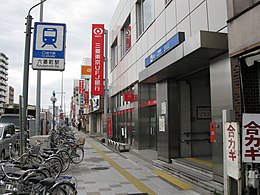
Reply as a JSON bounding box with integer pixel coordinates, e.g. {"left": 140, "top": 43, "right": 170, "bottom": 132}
{"left": 0, "top": 0, "right": 119, "bottom": 115}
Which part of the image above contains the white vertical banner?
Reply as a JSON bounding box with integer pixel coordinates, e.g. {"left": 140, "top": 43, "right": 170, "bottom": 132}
{"left": 242, "top": 113, "right": 260, "bottom": 163}
{"left": 224, "top": 122, "right": 240, "bottom": 180}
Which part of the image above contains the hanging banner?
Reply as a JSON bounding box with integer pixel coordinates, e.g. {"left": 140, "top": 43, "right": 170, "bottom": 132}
{"left": 224, "top": 122, "right": 240, "bottom": 180}
{"left": 242, "top": 114, "right": 260, "bottom": 163}
{"left": 91, "top": 24, "right": 104, "bottom": 96}
{"left": 79, "top": 80, "right": 84, "bottom": 94}
{"left": 84, "top": 91, "right": 89, "bottom": 101}
{"left": 108, "top": 118, "right": 112, "bottom": 137}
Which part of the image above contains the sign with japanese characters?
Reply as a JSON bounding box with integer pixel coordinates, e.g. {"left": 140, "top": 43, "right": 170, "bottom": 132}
{"left": 79, "top": 80, "right": 84, "bottom": 94}
{"left": 91, "top": 24, "right": 104, "bottom": 96}
{"left": 242, "top": 114, "right": 260, "bottom": 163}
{"left": 224, "top": 122, "right": 240, "bottom": 180}
{"left": 32, "top": 22, "right": 66, "bottom": 71}
{"left": 145, "top": 32, "right": 185, "bottom": 67}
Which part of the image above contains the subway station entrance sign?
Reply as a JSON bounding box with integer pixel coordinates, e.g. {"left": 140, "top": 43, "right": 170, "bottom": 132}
{"left": 32, "top": 22, "right": 66, "bottom": 71}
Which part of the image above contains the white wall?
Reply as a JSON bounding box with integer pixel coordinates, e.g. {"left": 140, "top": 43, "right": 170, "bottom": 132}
{"left": 109, "top": 0, "right": 228, "bottom": 96}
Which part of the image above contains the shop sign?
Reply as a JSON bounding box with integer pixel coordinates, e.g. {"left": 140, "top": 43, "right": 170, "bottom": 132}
{"left": 123, "top": 93, "right": 135, "bottom": 102}
{"left": 84, "top": 91, "right": 89, "bottom": 101}
{"left": 81, "top": 65, "right": 91, "bottom": 79}
{"left": 146, "top": 99, "right": 156, "bottom": 107}
{"left": 92, "top": 95, "right": 100, "bottom": 112}
{"left": 126, "top": 26, "right": 131, "bottom": 51}
{"left": 108, "top": 118, "right": 112, "bottom": 136}
{"left": 145, "top": 32, "right": 185, "bottom": 67}
{"left": 224, "top": 122, "right": 240, "bottom": 180}
{"left": 242, "top": 114, "right": 260, "bottom": 163}
{"left": 79, "top": 80, "right": 84, "bottom": 94}
{"left": 210, "top": 122, "right": 216, "bottom": 143}
{"left": 91, "top": 24, "right": 104, "bottom": 96}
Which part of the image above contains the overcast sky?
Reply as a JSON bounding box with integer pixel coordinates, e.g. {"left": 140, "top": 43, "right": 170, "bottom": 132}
{"left": 0, "top": 0, "right": 119, "bottom": 115}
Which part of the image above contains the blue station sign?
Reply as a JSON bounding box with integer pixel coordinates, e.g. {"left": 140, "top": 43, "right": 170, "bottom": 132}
{"left": 32, "top": 22, "right": 66, "bottom": 71}
{"left": 145, "top": 32, "right": 185, "bottom": 67}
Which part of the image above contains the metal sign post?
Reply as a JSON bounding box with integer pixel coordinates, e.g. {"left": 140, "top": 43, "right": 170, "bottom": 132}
{"left": 22, "top": 0, "right": 46, "bottom": 154}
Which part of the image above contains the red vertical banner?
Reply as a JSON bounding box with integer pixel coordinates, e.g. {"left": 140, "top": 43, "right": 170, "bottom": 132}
{"left": 79, "top": 80, "right": 84, "bottom": 94}
{"left": 83, "top": 91, "right": 89, "bottom": 101}
{"left": 210, "top": 122, "right": 216, "bottom": 143}
{"left": 107, "top": 118, "right": 112, "bottom": 137}
{"left": 126, "top": 26, "right": 131, "bottom": 51}
{"left": 91, "top": 24, "right": 104, "bottom": 96}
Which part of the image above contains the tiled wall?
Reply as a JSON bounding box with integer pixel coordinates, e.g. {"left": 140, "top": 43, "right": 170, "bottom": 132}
{"left": 109, "top": 0, "right": 228, "bottom": 96}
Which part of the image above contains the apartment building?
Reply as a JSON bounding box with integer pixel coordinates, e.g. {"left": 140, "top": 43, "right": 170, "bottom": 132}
{"left": 0, "top": 53, "right": 9, "bottom": 114}
{"left": 109, "top": 0, "right": 231, "bottom": 184}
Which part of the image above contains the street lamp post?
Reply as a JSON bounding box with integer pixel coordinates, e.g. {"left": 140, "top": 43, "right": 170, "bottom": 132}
{"left": 50, "top": 91, "right": 57, "bottom": 131}
{"left": 21, "top": 0, "right": 46, "bottom": 154}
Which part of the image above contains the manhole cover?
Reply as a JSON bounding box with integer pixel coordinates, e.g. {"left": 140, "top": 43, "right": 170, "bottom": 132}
{"left": 91, "top": 167, "right": 109, "bottom": 170}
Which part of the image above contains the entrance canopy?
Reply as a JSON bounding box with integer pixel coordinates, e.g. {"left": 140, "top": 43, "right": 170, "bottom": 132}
{"left": 139, "top": 31, "right": 228, "bottom": 83}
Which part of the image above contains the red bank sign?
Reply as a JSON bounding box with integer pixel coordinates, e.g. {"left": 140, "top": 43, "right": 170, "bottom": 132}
{"left": 91, "top": 24, "right": 104, "bottom": 96}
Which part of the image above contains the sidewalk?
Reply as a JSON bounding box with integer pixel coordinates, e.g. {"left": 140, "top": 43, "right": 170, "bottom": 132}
{"left": 66, "top": 129, "right": 201, "bottom": 195}
{"left": 86, "top": 131, "right": 223, "bottom": 194}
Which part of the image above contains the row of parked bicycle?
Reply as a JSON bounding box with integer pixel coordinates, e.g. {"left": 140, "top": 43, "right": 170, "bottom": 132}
{"left": 0, "top": 126, "right": 85, "bottom": 194}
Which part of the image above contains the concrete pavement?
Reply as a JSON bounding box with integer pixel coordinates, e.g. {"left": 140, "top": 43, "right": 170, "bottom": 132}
{"left": 65, "top": 129, "right": 203, "bottom": 195}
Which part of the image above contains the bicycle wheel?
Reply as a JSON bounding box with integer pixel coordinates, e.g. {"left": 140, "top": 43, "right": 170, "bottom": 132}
{"left": 56, "top": 150, "right": 70, "bottom": 173}
{"left": 49, "top": 180, "right": 77, "bottom": 195}
{"left": 69, "top": 146, "right": 84, "bottom": 164}
{"left": 43, "top": 156, "right": 62, "bottom": 179}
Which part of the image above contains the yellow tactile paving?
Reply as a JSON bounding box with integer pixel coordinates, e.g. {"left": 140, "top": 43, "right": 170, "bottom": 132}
{"left": 152, "top": 170, "right": 193, "bottom": 190}
{"left": 88, "top": 139, "right": 157, "bottom": 195}
{"left": 185, "top": 157, "right": 213, "bottom": 167}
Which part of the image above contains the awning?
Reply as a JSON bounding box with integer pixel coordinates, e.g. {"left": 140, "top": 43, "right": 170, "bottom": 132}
{"left": 139, "top": 31, "right": 228, "bottom": 83}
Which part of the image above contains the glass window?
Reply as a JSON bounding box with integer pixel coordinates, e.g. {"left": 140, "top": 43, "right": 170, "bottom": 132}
{"left": 136, "top": 0, "right": 154, "bottom": 38}
{"left": 121, "top": 15, "right": 131, "bottom": 56}
{"left": 111, "top": 38, "right": 118, "bottom": 70}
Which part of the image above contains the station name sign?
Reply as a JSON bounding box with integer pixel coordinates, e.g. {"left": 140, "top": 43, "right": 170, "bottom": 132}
{"left": 32, "top": 22, "right": 66, "bottom": 71}
{"left": 145, "top": 32, "right": 185, "bottom": 68}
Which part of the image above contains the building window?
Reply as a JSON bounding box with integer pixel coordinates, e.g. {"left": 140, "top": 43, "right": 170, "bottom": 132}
{"left": 111, "top": 38, "right": 118, "bottom": 70}
{"left": 121, "top": 15, "right": 131, "bottom": 56}
{"left": 136, "top": 0, "right": 154, "bottom": 38}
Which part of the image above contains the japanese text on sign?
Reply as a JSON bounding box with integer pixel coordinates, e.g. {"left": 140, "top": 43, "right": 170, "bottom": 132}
{"left": 224, "top": 122, "right": 240, "bottom": 180}
{"left": 91, "top": 24, "right": 104, "bottom": 96}
{"left": 242, "top": 114, "right": 260, "bottom": 163}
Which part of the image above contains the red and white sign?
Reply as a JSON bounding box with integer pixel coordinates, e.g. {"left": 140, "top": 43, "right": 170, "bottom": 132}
{"left": 146, "top": 99, "right": 156, "bottom": 107}
{"left": 224, "top": 122, "right": 240, "bottom": 180}
{"left": 242, "top": 114, "right": 260, "bottom": 163}
{"left": 107, "top": 118, "right": 112, "bottom": 137}
{"left": 79, "top": 80, "right": 84, "bottom": 94}
{"left": 126, "top": 26, "right": 131, "bottom": 51}
{"left": 210, "top": 122, "right": 216, "bottom": 143}
{"left": 83, "top": 91, "right": 89, "bottom": 101}
{"left": 91, "top": 24, "right": 104, "bottom": 96}
{"left": 123, "top": 93, "right": 135, "bottom": 102}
